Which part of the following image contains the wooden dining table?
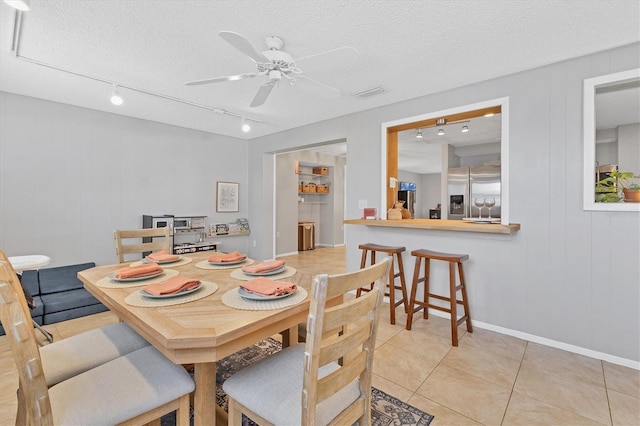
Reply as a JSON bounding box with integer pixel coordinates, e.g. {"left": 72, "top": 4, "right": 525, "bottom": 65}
{"left": 77, "top": 251, "right": 315, "bottom": 426}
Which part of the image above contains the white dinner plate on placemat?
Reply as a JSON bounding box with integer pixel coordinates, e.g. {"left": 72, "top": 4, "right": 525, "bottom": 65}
{"left": 125, "top": 281, "right": 218, "bottom": 307}
{"left": 140, "top": 284, "right": 202, "bottom": 299}
{"left": 221, "top": 287, "right": 307, "bottom": 311}
{"left": 208, "top": 257, "right": 247, "bottom": 266}
{"left": 109, "top": 270, "right": 165, "bottom": 282}
{"left": 241, "top": 265, "right": 287, "bottom": 276}
{"left": 230, "top": 266, "right": 296, "bottom": 281}
{"left": 195, "top": 258, "right": 255, "bottom": 270}
{"left": 96, "top": 269, "right": 180, "bottom": 288}
{"left": 130, "top": 257, "right": 193, "bottom": 268}
{"left": 237, "top": 287, "right": 296, "bottom": 301}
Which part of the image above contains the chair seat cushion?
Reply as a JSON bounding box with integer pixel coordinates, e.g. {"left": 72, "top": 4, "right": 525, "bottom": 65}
{"left": 223, "top": 344, "right": 361, "bottom": 425}
{"left": 40, "top": 322, "right": 150, "bottom": 386}
{"left": 49, "top": 346, "right": 195, "bottom": 425}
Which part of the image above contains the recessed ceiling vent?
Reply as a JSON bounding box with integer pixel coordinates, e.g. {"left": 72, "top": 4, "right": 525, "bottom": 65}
{"left": 353, "top": 86, "right": 385, "bottom": 98}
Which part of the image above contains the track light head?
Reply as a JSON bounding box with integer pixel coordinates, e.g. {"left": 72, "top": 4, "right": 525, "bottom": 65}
{"left": 461, "top": 125, "right": 469, "bottom": 133}
{"left": 437, "top": 128, "right": 445, "bottom": 136}
{"left": 416, "top": 129, "right": 423, "bottom": 139}
{"left": 110, "top": 86, "right": 123, "bottom": 106}
{"left": 241, "top": 118, "right": 251, "bottom": 133}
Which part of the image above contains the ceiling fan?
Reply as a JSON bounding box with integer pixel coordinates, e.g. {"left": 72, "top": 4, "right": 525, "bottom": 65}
{"left": 185, "top": 31, "right": 359, "bottom": 107}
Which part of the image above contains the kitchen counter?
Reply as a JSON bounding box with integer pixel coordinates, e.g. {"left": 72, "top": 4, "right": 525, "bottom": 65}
{"left": 343, "top": 218, "right": 520, "bottom": 235}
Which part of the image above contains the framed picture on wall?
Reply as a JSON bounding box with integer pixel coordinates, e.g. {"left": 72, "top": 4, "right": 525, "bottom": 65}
{"left": 216, "top": 181, "right": 239, "bottom": 212}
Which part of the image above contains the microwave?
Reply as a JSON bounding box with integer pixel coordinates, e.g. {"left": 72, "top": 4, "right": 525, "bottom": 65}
{"left": 173, "top": 217, "right": 191, "bottom": 230}
{"left": 152, "top": 217, "right": 174, "bottom": 231}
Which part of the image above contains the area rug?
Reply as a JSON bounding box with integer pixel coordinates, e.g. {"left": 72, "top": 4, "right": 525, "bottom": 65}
{"left": 162, "top": 338, "right": 433, "bottom": 426}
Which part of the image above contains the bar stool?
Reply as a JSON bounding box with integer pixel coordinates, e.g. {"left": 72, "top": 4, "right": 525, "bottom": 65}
{"left": 356, "top": 243, "right": 408, "bottom": 324}
{"left": 405, "top": 249, "right": 472, "bottom": 346}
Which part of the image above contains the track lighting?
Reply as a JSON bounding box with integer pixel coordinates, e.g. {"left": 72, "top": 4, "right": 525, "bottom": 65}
{"left": 461, "top": 125, "right": 469, "bottom": 133}
{"left": 110, "top": 85, "right": 123, "bottom": 106}
{"left": 416, "top": 129, "right": 423, "bottom": 139}
{"left": 437, "top": 128, "right": 445, "bottom": 136}
{"left": 241, "top": 118, "right": 251, "bottom": 133}
{"left": 3, "top": 0, "right": 30, "bottom": 11}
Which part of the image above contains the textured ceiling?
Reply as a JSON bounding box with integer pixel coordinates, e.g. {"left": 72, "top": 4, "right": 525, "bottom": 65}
{"left": 0, "top": 0, "right": 638, "bottom": 145}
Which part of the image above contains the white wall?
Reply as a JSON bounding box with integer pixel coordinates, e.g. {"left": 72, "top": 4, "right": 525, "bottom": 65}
{"left": 0, "top": 92, "right": 249, "bottom": 266}
{"left": 247, "top": 43, "right": 640, "bottom": 364}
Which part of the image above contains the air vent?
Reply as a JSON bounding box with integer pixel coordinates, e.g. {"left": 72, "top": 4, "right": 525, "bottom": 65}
{"left": 353, "top": 87, "right": 385, "bottom": 98}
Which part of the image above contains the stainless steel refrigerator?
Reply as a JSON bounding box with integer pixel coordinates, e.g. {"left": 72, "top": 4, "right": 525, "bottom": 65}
{"left": 447, "top": 165, "right": 501, "bottom": 220}
{"left": 397, "top": 189, "right": 416, "bottom": 218}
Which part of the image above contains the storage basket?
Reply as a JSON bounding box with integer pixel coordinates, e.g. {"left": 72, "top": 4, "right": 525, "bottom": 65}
{"left": 312, "top": 167, "right": 328, "bottom": 176}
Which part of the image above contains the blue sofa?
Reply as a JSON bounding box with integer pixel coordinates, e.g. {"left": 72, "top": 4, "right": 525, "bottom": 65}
{"left": 0, "top": 262, "right": 108, "bottom": 335}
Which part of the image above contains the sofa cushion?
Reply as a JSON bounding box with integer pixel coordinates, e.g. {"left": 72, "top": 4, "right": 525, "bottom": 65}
{"left": 20, "top": 269, "right": 40, "bottom": 296}
{"left": 43, "top": 304, "right": 108, "bottom": 325}
{"left": 38, "top": 263, "right": 95, "bottom": 295}
{"left": 41, "top": 288, "right": 101, "bottom": 314}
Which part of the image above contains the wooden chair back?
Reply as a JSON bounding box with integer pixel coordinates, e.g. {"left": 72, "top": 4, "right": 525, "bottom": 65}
{"left": 0, "top": 253, "right": 54, "bottom": 425}
{"left": 114, "top": 227, "right": 171, "bottom": 263}
{"left": 303, "top": 256, "right": 391, "bottom": 425}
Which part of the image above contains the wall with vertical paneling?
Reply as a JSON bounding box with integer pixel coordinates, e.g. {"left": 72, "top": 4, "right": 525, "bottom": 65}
{"left": 247, "top": 43, "right": 640, "bottom": 364}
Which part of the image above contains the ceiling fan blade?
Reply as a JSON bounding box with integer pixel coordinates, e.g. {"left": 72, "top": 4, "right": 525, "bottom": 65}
{"left": 185, "top": 73, "right": 259, "bottom": 86}
{"left": 250, "top": 81, "right": 276, "bottom": 107}
{"left": 219, "top": 31, "right": 268, "bottom": 63}
{"left": 294, "top": 46, "right": 359, "bottom": 74}
{"left": 296, "top": 76, "right": 341, "bottom": 99}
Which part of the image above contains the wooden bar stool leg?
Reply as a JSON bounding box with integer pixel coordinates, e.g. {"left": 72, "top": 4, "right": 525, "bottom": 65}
{"left": 423, "top": 259, "right": 430, "bottom": 319}
{"left": 449, "top": 261, "right": 459, "bottom": 346}
{"left": 356, "top": 249, "right": 369, "bottom": 297}
{"left": 405, "top": 256, "right": 422, "bottom": 330}
{"left": 458, "top": 262, "right": 473, "bottom": 333}
{"left": 396, "top": 254, "right": 409, "bottom": 313}
{"left": 388, "top": 255, "right": 396, "bottom": 324}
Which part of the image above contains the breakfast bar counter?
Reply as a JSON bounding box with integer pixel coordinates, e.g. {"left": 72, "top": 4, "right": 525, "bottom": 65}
{"left": 343, "top": 218, "right": 520, "bottom": 234}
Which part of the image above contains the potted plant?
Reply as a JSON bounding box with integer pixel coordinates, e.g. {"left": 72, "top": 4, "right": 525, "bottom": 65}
{"left": 596, "top": 170, "right": 640, "bottom": 203}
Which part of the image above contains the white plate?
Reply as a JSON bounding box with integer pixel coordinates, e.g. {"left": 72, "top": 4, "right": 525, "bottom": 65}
{"left": 242, "top": 265, "right": 287, "bottom": 276}
{"left": 110, "top": 270, "right": 164, "bottom": 282}
{"left": 237, "top": 287, "right": 296, "bottom": 301}
{"left": 208, "top": 257, "right": 247, "bottom": 266}
{"left": 143, "top": 255, "right": 183, "bottom": 265}
{"left": 140, "top": 284, "right": 202, "bottom": 299}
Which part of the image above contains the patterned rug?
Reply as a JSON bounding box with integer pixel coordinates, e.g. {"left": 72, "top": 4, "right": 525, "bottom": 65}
{"left": 162, "top": 338, "right": 434, "bottom": 426}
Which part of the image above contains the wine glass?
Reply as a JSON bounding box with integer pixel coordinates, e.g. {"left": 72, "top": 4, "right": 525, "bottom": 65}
{"left": 484, "top": 196, "right": 496, "bottom": 219}
{"left": 474, "top": 195, "right": 485, "bottom": 218}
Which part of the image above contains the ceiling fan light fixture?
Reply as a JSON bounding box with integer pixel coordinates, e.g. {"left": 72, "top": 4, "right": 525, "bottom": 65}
{"left": 110, "top": 85, "right": 123, "bottom": 106}
{"left": 416, "top": 129, "right": 423, "bottom": 139}
{"left": 461, "top": 125, "right": 469, "bottom": 133}
{"left": 437, "top": 128, "right": 445, "bottom": 136}
{"left": 3, "top": 0, "right": 30, "bottom": 11}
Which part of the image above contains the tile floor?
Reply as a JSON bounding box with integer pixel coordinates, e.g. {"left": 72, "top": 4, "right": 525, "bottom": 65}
{"left": 1, "top": 246, "right": 638, "bottom": 425}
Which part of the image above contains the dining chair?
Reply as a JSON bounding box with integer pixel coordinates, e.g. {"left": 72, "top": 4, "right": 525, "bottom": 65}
{"left": 114, "top": 227, "right": 172, "bottom": 263}
{"left": 223, "top": 257, "right": 391, "bottom": 426}
{"left": 0, "top": 249, "right": 152, "bottom": 425}
{"left": 0, "top": 258, "right": 194, "bottom": 426}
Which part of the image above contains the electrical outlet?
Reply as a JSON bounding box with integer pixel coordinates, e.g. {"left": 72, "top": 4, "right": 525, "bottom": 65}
{"left": 276, "top": 232, "right": 280, "bottom": 238}
{"left": 252, "top": 240, "right": 256, "bottom": 247}
{"left": 358, "top": 199, "right": 367, "bottom": 209}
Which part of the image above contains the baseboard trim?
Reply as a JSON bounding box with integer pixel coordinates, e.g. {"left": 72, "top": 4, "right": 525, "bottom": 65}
{"left": 424, "top": 309, "right": 640, "bottom": 370}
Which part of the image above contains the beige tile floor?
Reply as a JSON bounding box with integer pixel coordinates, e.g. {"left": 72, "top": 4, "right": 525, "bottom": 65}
{"left": 1, "top": 246, "right": 639, "bottom": 425}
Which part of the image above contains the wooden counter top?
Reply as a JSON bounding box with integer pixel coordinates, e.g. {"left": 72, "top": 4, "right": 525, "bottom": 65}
{"left": 343, "top": 218, "right": 521, "bottom": 235}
